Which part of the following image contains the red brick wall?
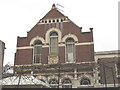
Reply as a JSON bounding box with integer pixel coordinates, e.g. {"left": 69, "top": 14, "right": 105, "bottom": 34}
{"left": 59, "top": 47, "right": 65, "bottom": 63}
{"left": 41, "top": 48, "right": 49, "bottom": 64}
{"left": 15, "top": 21, "right": 94, "bottom": 65}
{"left": 76, "top": 45, "right": 94, "bottom": 62}
{"left": 17, "top": 22, "right": 92, "bottom": 47}
{"left": 16, "top": 49, "right": 33, "bottom": 65}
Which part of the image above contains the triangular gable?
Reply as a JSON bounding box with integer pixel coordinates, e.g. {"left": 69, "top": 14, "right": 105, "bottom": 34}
{"left": 42, "top": 4, "right": 65, "bottom": 19}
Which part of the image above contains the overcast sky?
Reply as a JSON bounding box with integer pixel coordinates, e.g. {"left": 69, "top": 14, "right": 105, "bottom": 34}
{"left": 0, "top": 0, "right": 119, "bottom": 65}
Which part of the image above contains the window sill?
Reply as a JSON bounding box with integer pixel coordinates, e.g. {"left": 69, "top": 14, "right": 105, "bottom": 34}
{"left": 65, "top": 61, "right": 76, "bottom": 64}
{"left": 33, "top": 63, "right": 42, "bottom": 65}
{"left": 78, "top": 85, "right": 93, "bottom": 88}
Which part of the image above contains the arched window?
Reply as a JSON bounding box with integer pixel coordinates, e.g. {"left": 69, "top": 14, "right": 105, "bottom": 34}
{"left": 49, "top": 32, "right": 58, "bottom": 55}
{"left": 33, "top": 40, "right": 42, "bottom": 64}
{"left": 62, "top": 78, "right": 72, "bottom": 88}
{"left": 80, "top": 78, "right": 91, "bottom": 85}
{"left": 49, "top": 79, "right": 58, "bottom": 88}
{"left": 66, "top": 38, "right": 75, "bottom": 62}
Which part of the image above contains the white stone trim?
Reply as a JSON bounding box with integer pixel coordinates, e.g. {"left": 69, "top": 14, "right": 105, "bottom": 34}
{"left": 78, "top": 74, "right": 95, "bottom": 86}
{"left": 62, "top": 33, "right": 78, "bottom": 42}
{"left": 38, "top": 20, "right": 70, "bottom": 25}
{"left": 75, "top": 42, "right": 94, "bottom": 45}
{"left": 45, "top": 28, "right": 62, "bottom": 43}
{"left": 98, "top": 83, "right": 120, "bottom": 87}
{"left": 94, "top": 55, "right": 118, "bottom": 63}
{"left": 47, "top": 75, "right": 58, "bottom": 82}
{"left": 38, "top": 17, "right": 70, "bottom": 24}
{"left": 17, "top": 46, "right": 33, "bottom": 50}
{"left": 30, "top": 36, "right": 45, "bottom": 45}
{"left": 115, "top": 63, "right": 120, "bottom": 78}
{"left": 60, "top": 74, "right": 73, "bottom": 83}
{"left": 36, "top": 75, "right": 47, "bottom": 83}
{"left": 17, "top": 42, "right": 94, "bottom": 50}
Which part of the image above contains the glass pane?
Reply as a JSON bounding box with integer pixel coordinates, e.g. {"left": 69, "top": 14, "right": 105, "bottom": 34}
{"left": 66, "top": 44, "right": 74, "bottom": 62}
{"left": 50, "top": 37, "right": 58, "bottom": 55}
{"left": 80, "top": 78, "right": 91, "bottom": 85}
{"left": 34, "top": 40, "right": 42, "bottom": 45}
{"left": 34, "top": 54, "right": 41, "bottom": 63}
{"left": 34, "top": 46, "right": 42, "bottom": 63}
{"left": 34, "top": 46, "right": 42, "bottom": 54}
{"left": 68, "top": 53, "right": 73, "bottom": 62}
{"left": 50, "top": 32, "right": 58, "bottom": 36}
{"left": 66, "top": 38, "right": 74, "bottom": 42}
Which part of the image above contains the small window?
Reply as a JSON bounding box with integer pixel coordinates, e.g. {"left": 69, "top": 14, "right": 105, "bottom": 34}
{"left": 66, "top": 38, "right": 75, "bottom": 62}
{"left": 45, "top": 21, "right": 47, "bottom": 23}
{"left": 57, "top": 19, "right": 59, "bottom": 22}
{"left": 61, "top": 19, "right": 63, "bottom": 22}
{"left": 62, "top": 78, "right": 72, "bottom": 88}
{"left": 33, "top": 40, "right": 42, "bottom": 64}
{"left": 49, "top": 79, "right": 58, "bottom": 88}
{"left": 80, "top": 78, "right": 91, "bottom": 85}
{"left": 53, "top": 20, "right": 55, "bottom": 23}
{"left": 49, "top": 32, "right": 58, "bottom": 55}
{"left": 49, "top": 20, "right": 51, "bottom": 23}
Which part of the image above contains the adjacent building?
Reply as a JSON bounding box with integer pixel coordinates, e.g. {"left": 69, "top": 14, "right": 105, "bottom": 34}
{"left": 0, "top": 40, "right": 5, "bottom": 89}
{"left": 95, "top": 50, "right": 120, "bottom": 88}
{"left": 0, "top": 40, "right": 5, "bottom": 67}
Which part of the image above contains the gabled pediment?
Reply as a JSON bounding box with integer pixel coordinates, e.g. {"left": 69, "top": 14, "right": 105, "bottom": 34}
{"left": 42, "top": 4, "right": 65, "bottom": 19}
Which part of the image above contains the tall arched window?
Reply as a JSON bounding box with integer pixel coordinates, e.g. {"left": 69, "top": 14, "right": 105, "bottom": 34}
{"left": 66, "top": 38, "right": 75, "bottom": 62}
{"left": 80, "top": 78, "right": 91, "bottom": 85}
{"left": 49, "top": 32, "right": 58, "bottom": 55}
{"left": 62, "top": 78, "right": 72, "bottom": 88}
{"left": 33, "top": 40, "right": 42, "bottom": 64}
{"left": 49, "top": 79, "right": 58, "bottom": 88}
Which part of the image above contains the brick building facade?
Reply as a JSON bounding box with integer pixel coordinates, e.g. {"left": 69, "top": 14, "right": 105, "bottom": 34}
{"left": 2, "top": 4, "right": 119, "bottom": 89}
{"left": 13, "top": 4, "right": 95, "bottom": 88}
{"left": 15, "top": 5, "right": 94, "bottom": 65}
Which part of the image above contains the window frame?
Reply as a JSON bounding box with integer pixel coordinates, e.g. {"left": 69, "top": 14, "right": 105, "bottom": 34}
{"left": 49, "top": 79, "right": 58, "bottom": 88}
{"left": 62, "top": 78, "right": 72, "bottom": 88}
{"left": 49, "top": 32, "right": 58, "bottom": 56}
{"left": 65, "top": 38, "right": 76, "bottom": 63}
{"left": 80, "top": 78, "right": 91, "bottom": 86}
{"left": 33, "top": 40, "right": 42, "bottom": 64}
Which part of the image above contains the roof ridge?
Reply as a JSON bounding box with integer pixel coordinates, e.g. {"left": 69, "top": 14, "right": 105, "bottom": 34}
{"left": 42, "top": 4, "right": 66, "bottom": 19}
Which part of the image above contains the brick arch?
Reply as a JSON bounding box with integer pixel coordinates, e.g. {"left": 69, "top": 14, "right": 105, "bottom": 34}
{"left": 60, "top": 74, "right": 73, "bottom": 83}
{"left": 30, "top": 36, "right": 45, "bottom": 45}
{"left": 62, "top": 33, "right": 78, "bottom": 42}
{"left": 78, "top": 74, "right": 95, "bottom": 86}
{"left": 45, "top": 28, "right": 62, "bottom": 43}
